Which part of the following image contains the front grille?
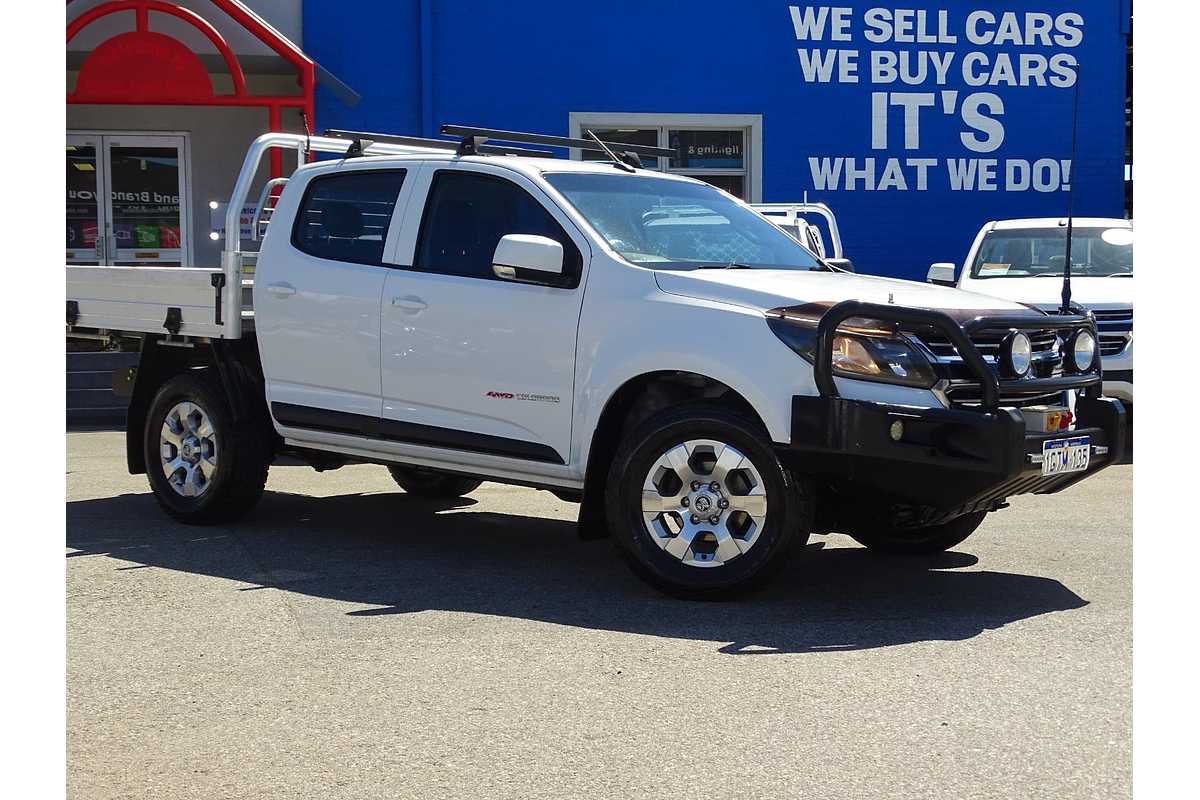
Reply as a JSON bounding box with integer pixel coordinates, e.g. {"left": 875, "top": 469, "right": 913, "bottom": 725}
{"left": 1100, "top": 334, "right": 1129, "bottom": 357}
{"left": 1092, "top": 308, "right": 1133, "bottom": 324}
{"left": 915, "top": 325, "right": 1079, "bottom": 410}
{"left": 914, "top": 328, "right": 1064, "bottom": 383}
{"left": 917, "top": 328, "right": 1060, "bottom": 360}
{"left": 1091, "top": 307, "right": 1133, "bottom": 343}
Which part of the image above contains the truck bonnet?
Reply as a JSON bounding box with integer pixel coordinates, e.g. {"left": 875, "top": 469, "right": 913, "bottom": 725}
{"left": 653, "top": 269, "right": 1037, "bottom": 317}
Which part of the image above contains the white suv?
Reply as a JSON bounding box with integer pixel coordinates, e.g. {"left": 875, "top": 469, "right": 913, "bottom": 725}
{"left": 929, "top": 218, "right": 1133, "bottom": 404}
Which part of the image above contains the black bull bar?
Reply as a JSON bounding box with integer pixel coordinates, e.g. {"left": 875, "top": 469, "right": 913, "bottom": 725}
{"left": 813, "top": 300, "right": 1102, "bottom": 409}
{"left": 779, "top": 301, "right": 1126, "bottom": 518}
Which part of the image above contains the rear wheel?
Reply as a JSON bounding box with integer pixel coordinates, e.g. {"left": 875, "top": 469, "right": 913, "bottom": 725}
{"left": 605, "top": 403, "right": 811, "bottom": 599}
{"left": 387, "top": 465, "right": 482, "bottom": 498}
{"left": 847, "top": 511, "right": 987, "bottom": 555}
{"left": 143, "top": 372, "right": 269, "bottom": 524}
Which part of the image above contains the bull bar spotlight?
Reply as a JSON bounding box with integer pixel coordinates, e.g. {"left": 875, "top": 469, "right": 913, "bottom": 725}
{"left": 1000, "top": 331, "right": 1033, "bottom": 378}
{"left": 1068, "top": 329, "right": 1098, "bottom": 372}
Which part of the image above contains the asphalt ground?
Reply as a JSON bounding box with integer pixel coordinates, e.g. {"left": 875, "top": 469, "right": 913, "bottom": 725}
{"left": 67, "top": 429, "right": 1131, "bottom": 799}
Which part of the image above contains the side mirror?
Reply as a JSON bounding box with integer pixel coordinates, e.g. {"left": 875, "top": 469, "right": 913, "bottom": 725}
{"left": 492, "top": 234, "right": 564, "bottom": 285}
{"left": 927, "top": 262, "right": 957, "bottom": 286}
{"left": 825, "top": 257, "right": 855, "bottom": 273}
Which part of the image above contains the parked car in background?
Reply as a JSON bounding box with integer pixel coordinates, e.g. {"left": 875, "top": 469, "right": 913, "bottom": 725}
{"left": 752, "top": 202, "right": 855, "bottom": 273}
{"left": 928, "top": 218, "right": 1133, "bottom": 405}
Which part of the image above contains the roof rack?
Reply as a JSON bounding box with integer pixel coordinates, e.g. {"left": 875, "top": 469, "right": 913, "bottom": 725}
{"left": 325, "top": 124, "right": 675, "bottom": 168}
{"left": 324, "top": 129, "right": 553, "bottom": 158}
{"left": 441, "top": 124, "right": 674, "bottom": 164}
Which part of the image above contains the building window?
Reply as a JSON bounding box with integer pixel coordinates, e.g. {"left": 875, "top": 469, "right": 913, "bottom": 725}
{"left": 568, "top": 113, "right": 762, "bottom": 202}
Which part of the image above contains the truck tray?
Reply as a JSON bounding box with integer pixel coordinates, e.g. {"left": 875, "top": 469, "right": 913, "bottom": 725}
{"left": 66, "top": 265, "right": 253, "bottom": 339}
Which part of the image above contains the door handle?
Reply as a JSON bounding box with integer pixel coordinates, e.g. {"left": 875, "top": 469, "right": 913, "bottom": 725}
{"left": 265, "top": 282, "right": 296, "bottom": 298}
{"left": 391, "top": 295, "right": 427, "bottom": 312}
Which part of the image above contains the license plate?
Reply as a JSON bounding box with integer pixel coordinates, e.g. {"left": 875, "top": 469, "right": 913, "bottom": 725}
{"left": 1042, "top": 436, "right": 1091, "bottom": 476}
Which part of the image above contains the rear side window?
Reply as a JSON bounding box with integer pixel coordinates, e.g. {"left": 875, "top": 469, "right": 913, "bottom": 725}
{"left": 292, "top": 170, "right": 407, "bottom": 265}
{"left": 415, "top": 170, "right": 581, "bottom": 287}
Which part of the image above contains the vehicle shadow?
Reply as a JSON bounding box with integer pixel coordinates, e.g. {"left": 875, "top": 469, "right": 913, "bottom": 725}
{"left": 67, "top": 489, "right": 1088, "bottom": 655}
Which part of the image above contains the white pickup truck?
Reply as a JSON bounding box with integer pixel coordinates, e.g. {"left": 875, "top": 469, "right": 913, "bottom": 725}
{"left": 66, "top": 126, "right": 1126, "bottom": 598}
{"left": 928, "top": 218, "right": 1133, "bottom": 405}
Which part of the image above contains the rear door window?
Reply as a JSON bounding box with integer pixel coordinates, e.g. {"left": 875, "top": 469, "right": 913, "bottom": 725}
{"left": 414, "top": 170, "right": 581, "bottom": 287}
{"left": 292, "top": 170, "right": 407, "bottom": 265}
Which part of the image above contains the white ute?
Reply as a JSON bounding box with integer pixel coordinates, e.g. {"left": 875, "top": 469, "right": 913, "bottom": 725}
{"left": 66, "top": 126, "right": 1127, "bottom": 598}
{"left": 928, "top": 218, "right": 1134, "bottom": 405}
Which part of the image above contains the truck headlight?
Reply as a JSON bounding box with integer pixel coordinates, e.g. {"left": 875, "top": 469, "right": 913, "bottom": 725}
{"left": 766, "top": 312, "right": 938, "bottom": 389}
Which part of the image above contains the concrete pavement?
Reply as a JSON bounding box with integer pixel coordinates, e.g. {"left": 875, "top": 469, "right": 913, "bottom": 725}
{"left": 67, "top": 429, "right": 1131, "bottom": 799}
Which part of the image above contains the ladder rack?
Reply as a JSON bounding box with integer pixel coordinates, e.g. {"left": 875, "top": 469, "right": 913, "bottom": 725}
{"left": 751, "top": 202, "right": 844, "bottom": 259}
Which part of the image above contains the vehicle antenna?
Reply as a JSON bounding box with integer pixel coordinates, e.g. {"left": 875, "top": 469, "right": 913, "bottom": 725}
{"left": 1060, "top": 70, "right": 1082, "bottom": 314}
{"left": 585, "top": 129, "right": 635, "bottom": 173}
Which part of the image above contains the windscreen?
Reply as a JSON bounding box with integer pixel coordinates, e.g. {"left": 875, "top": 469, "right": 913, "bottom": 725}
{"left": 544, "top": 173, "right": 823, "bottom": 271}
{"left": 971, "top": 227, "right": 1134, "bottom": 278}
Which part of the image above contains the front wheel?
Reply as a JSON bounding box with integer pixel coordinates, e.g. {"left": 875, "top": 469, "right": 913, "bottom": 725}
{"left": 387, "top": 465, "right": 482, "bottom": 498}
{"left": 847, "top": 511, "right": 988, "bottom": 555}
{"left": 605, "top": 403, "right": 811, "bottom": 599}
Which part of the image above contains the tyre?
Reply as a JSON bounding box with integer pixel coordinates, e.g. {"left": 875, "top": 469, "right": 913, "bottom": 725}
{"left": 847, "top": 510, "right": 987, "bottom": 555}
{"left": 605, "top": 402, "right": 811, "bottom": 599}
{"left": 143, "top": 371, "right": 270, "bottom": 524}
{"left": 387, "top": 465, "right": 482, "bottom": 498}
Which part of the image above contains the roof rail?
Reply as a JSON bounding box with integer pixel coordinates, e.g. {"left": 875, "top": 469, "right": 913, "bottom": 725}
{"left": 324, "top": 129, "right": 553, "bottom": 158}
{"left": 441, "top": 124, "right": 674, "bottom": 161}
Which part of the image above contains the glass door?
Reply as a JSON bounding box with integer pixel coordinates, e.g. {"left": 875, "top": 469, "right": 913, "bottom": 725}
{"left": 103, "top": 135, "right": 188, "bottom": 266}
{"left": 66, "top": 134, "right": 105, "bottom": 265}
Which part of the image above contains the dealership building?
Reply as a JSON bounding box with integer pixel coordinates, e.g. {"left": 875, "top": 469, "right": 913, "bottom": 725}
{"left": 66, "top": 0, "right": 1132, "bottom": 416}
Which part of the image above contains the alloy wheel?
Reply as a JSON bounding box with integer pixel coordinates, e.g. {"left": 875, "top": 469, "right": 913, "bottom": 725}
{"left": 641, "top": 439, "right": 768, "bottom": 568}
{"left": 159, "top": 401, "right": 218, "bottom": 498}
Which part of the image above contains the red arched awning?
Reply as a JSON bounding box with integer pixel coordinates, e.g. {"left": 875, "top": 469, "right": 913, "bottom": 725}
{"left": 68, "top": 0, "right": 317, "bottom": 177}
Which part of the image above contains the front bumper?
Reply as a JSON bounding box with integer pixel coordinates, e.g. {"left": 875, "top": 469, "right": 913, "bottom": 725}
{"left": 777, "top": 394, "right": 1126, "bottom": 517}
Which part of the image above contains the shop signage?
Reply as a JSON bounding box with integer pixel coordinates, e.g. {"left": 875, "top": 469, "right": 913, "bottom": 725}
{"left": 669, "top": 130, "right": 745, "bottom": 170}
{"left": 209, "top": 201, "right": 259, "bottom": 240}
{"left": 789, "top": 5, "right": 1087, "bottom": 193}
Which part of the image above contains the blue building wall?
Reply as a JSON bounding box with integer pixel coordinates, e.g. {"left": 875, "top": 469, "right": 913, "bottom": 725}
{"left": 305, "top": 1, "right": 1129, "bottom": 281}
